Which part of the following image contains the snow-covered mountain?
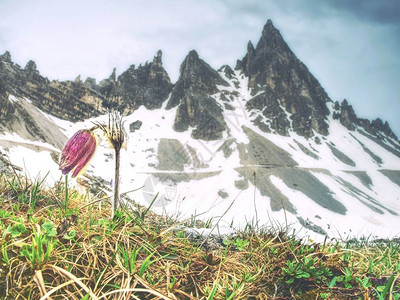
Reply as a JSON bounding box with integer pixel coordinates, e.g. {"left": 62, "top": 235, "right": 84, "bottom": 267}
{"left": 1, "top": 20, "right": 400, "bottom": 241}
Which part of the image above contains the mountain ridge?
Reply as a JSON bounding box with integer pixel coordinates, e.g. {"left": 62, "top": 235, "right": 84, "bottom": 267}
{"left": 1, "top": 20, "right": 400, "bottom": 240}
{"left": 1, "top": 20, "right": 398, "bottom": 143}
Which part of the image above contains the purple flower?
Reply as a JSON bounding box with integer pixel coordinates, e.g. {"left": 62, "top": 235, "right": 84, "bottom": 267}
{"left": 59, "top": 129, "right": 97, "bottom": 177}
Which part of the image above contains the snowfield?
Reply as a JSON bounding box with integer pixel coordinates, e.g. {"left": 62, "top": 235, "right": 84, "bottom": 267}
{"left": 2, "top": 76, "right": 400, "bottom": 242}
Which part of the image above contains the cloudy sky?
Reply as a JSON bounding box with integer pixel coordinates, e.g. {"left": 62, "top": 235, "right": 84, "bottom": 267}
{"left": 1, "top": 0, "right": 399, "bottom": 137}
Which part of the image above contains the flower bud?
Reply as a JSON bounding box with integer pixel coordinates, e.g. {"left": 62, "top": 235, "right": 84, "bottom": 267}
{"left": 59, "top": 129, "right": 97, "bottom": 177}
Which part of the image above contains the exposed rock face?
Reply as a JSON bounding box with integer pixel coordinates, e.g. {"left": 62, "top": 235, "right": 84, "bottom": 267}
{"left": 237, "top": 126, "right": 298, "bottom": 167}
{"left": 0, "top": 52, "right": 104, "bottom": 122}
{"left": 237, "top": 20, "right": 330, "bottom": 138}
{"left": 332, "top": 99, "right": 399, "bottom": 144}
{"left": 129, "top": 120, "right": 143, "bottom": 132}
{"left": 333, "top": 99, "right": 357, "bottom": 130}
{"left": 166, "top": 50, "right": 228, "bottom": 140}
{"left": 98, "top": 51, "right": 173, "bottom": 113}
{"left": 0, "top": 50, "right": 172, "bottom": 126}
{"left": 0, "top": 96, "right": 67, "bottom": 149}
{"left": 1, "top": 19, "right": 398, "bottom": 147}
{"left": 157, "top": 139, "right": 190, "bottom": 171}
{"left": 369, "top": 118, "right": 398, "bottom": 140}
{"left": 116, "top": 50, "right": 173, "bottom": 112}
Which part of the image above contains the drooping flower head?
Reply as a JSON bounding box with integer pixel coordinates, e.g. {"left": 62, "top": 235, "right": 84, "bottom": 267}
{"left": 59, "top": 129, "right": 97, "bottom": 177}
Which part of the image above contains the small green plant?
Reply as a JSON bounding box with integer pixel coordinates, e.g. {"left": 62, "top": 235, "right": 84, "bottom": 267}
{"left": 282, "top": 256, "right": 332, "bottom": 284}
{"left": 207, "top": 280, "right": 219, "bottom": 300}
{"left": 356, "top": 276, "right": 372, "bottom": 289}
{"left": 3, "top": 222, "right": 27, "bottom": 238}
{"left": 223, "top": 237, "right": 250, "bottom": 251}
{"left": 138, "top": 251, "right": 167, "bottom": 277}
{"left": 0, "top": 209, "right": 11, "bottom": 218}
{"left": 374, "top": 273, "right": 397, "bottom": 300}
{"left": 119, "top": 244, "right": 142, "bottom": 273}
{"left": 6, "top": 173, "right": 48, "bottom": 208}
{"left": 63, "top": 230, "right": 76, "bottom": 241}
{"left": 342, "top": 266, "right": 355, "bottom": 288}
{"left": 20, "top": 224, "right": 57, "bottom": 270}
{"left": 1, "top": 243, "right": 10, "bottom": 265}
{"left": 41, "top": 221, "right": 57, "bottom": 238}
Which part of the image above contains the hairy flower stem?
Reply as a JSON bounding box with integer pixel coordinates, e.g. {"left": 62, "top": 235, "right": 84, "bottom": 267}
{"left": 112, "top": 147, "right": 121, "bottom": 218}
{"left": 93, "top": 110, "right": 125, "bottom": 219}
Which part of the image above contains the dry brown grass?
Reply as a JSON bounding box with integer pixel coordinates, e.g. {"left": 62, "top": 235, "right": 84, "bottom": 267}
{"left": 0, "top": 173, "right": 399, "bottom": 299}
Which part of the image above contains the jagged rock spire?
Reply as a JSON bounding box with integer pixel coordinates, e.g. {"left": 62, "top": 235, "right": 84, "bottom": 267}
{"left": 237, "top": 19, "right": 330, "bottom": 138}
{"left": 115, "top": 50, "right": 173, "bottom": 111}
{"left": 256, "top": 19, "right": 291, "bottom": 53}
{"left": 153, "top": 49, "right": 163, "bottom": 66}
{"left": 0, "top": 51, "right": 12, "bottom": 63}
{"left": 166, "top": 50, "right": 228, "bottom": 140}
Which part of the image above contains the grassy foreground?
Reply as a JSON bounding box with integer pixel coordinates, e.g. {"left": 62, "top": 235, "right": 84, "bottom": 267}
{"left": 0, "top": 173, "right": 399, "bottom": 299}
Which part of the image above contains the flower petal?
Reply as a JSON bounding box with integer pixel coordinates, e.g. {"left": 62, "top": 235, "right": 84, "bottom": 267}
{"left": 71, "top": 137, "right": 97, "bottom": 177}
{"left": 59, "top": 129, "right": 96, "bottom": 176}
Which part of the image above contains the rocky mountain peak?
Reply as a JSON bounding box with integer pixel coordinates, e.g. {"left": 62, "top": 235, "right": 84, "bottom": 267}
{"left": 153, "top": 49, "right": 163, "bottom": 66}
{"left": 167, "top": 50, "right": 228, "bottom": 109}
{"left": 237, "top": 20, "right": 330, "bottom": 138}
{"left": 257, "top": 19, "right": 290, "bottom": 53}
{"left": 0, "top": 51, "right": 12, "bottom": 63}
{"left": 166, "top": 50, "right": 227, "bottom": 140}
{"left": 1, "top": 20, "right": 398, "bottom": 145}
{"left": 370, "top": 118, "right": 398, "bottom": 140}
{"left": 0, "top": 52, "right": 104, "bottom": 128}
{"left": 219, "top": 65, "right": 235, "bottom": 80}
{"left": 247, "top": 40, "right": 255, "bottom": 53}
{"left": 105, "top": 50, "right": 173, "bottom": 111}
{"left": 331, "top": 99, "right": 399, "bottom": 143}
{"left": 24, "top": 60, "right": 40, "bottom": 80}
{"left": 177, "top": 50, "right": 227, "bottom": 89}
{"left": 24, "top": 60, "right": 37, "bottom": 72}
{"left": 332, "top": 99, "right": 357, "bottom": 131}
{"left": 109, "top": 68, "right": 117, "bottom": 82}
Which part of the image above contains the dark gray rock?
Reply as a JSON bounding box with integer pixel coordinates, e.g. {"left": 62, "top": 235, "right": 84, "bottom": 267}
{"left": 344, "top": 171, "right": 373, "bottom": 190}
{"left": 117, "top": 50, "right": 173, "bottom": 112}
{"left": 167, "top": 50, "right": 228, "bottom": 140}
{"left": 129, "top": 120, "right": 143, "bottom": 132}
{"left": 297, "top": 217, "right": 327, "bottom": 236}
{"left": 379, "top": 170, "right": 400, "bottom": 187}
{"left": 335, "top": 176, "right": 397, "bottom": 215}
{"left": 338, "top": 99, "right": 357, "bottom": 130}
{"left": 0, "top": 51, "right": 103, "bottom": 123}
{"left": 238, "top": 126, "right": 298, "bottom": 167}
{"left": 157, "top": 139, "right": 191, "bottom": 171}
{"left": 327, "top": 143, "right": 356, "bottom": 167}
{"left": 218, "top": 189, "right": 229, "bottom": 199}
{"left": 277, "top": 168, "right": 346, "bottom": 215}
{"left": 234, "top": 179, "right": 249, "bottom": 190}
{"left": 236, "top": 20, "right": 330, "bottom": 138}
{"left": 294, "top": 140, "right": 320, "bottom": 160}
{"left": 349, "top": 133, "right": 383, "bottom": 165}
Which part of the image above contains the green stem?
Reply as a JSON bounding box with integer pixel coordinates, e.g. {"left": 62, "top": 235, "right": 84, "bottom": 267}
{"left": 65, "top": 174, "right": 69, "bottom": 215}
{"left": 112, "top": 148, "right": 121, "bottom": 218}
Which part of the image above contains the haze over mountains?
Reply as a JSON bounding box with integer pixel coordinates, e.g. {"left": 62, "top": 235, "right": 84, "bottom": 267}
{"left": 1, "top": 20, "right": 400, "bottom": 240}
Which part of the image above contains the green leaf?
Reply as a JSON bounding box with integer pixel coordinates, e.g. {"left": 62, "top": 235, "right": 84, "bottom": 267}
{"left": 207, "top": 281, "right": 219, "bottom": 300}
{"left": 329, "top": 276, "right": 338, "bottom": 288}
{"left": 3, "top": 223, "right": 27, "bottom": 238}
{"left": 42, "top": 221, "right": 57, "bottom": 237}
{"left": 381, "top": 274, "right": 395, "bottom": 299}
{"left": 42, "top": 221, "right": 54, "bottom": 232}
{"left": 285, "top": 277, "right": 295, "bottom": 284}
{"left": 63, "top": 230, "right": 76, "bottom": 240}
